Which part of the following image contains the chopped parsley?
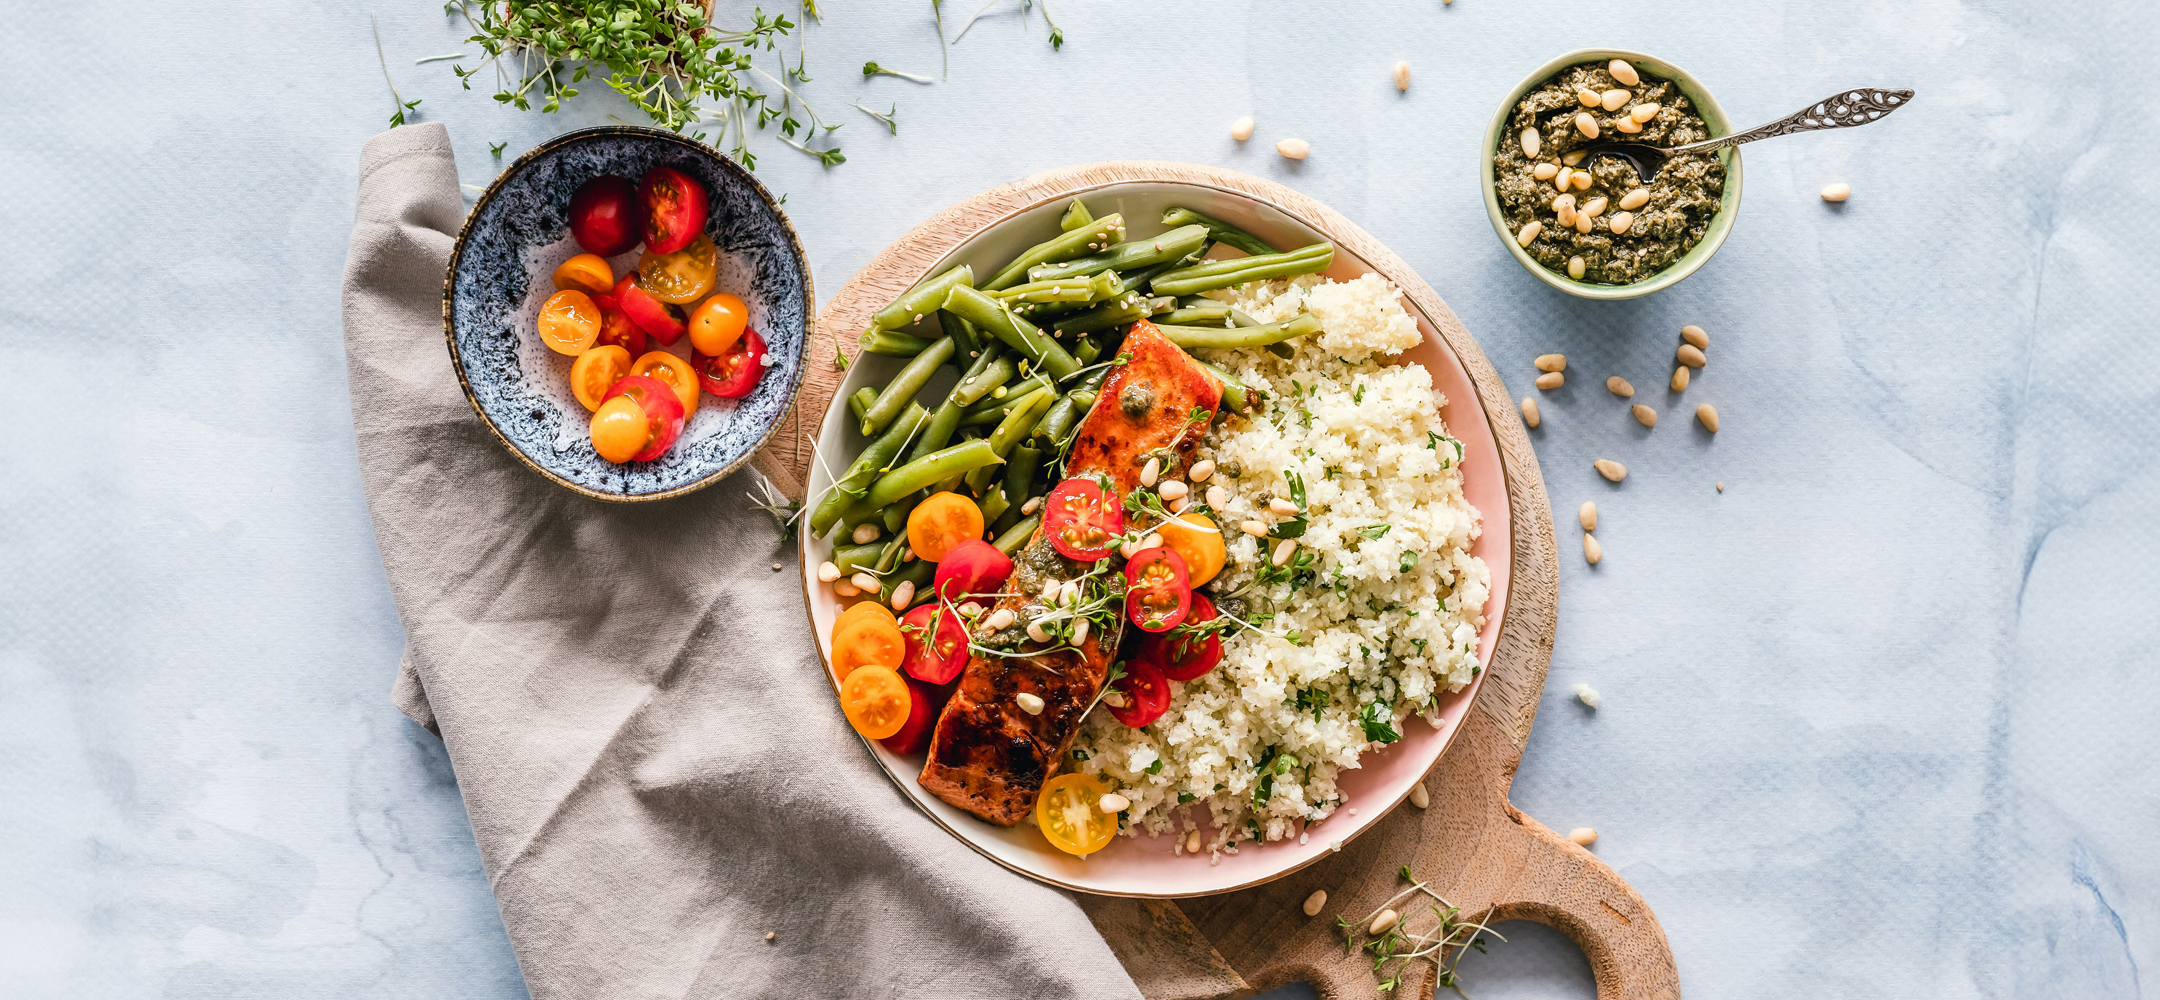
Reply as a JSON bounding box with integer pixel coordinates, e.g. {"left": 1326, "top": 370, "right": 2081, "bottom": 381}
{"left": 1358, "top": 701, "right": 1402, "bottom": 743}
{"left": 1399, "top": 550, "right": 1419, "bottom": 575}
{"left": 1357, "top": 524, "right": 1391, "bottom": 540}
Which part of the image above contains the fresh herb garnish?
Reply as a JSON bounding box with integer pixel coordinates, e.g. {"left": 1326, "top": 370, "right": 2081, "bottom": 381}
{"left": 854, "top": 101, "right": 900, "bottom": 134}
{"left": 372, "top": 15, "right": 423, "bottom": 127}
{"left": 1399, "top": 550, "right": 1419, "bottom": 575}
{"left": 862, "top": 60, "right": 934, "bottom": 83}
{"left": 488, "top": 141, "right": 508, "bottom": 159}
{"left": 1338, "top": 865, "right": 1501, "bottom": 997}
{"left": 1147, "top": 758, "right": 1164, "bottom": 774}
{"left": 1267, "top": 471, "right": 1308, "bottom": 539}
{"left": 1358, "top": 701, "right": 1401, "bottom": 743}
{"left": 1358, "top": 524, "right": 1391, "bottom": 540}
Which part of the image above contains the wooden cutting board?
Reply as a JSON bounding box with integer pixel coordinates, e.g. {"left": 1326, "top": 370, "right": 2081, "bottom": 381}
{"left": 753, "top": 161, "right": 1679, "bottom": 1000}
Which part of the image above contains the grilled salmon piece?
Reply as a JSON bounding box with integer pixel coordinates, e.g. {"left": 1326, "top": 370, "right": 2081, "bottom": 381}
{"left": 919, "top": 321, "right": 1222, "bottom": 826}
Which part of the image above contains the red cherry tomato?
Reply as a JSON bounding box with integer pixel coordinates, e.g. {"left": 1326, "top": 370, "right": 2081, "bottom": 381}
{"left": 613, "top": 273, "right": 687, "bottom": 345}
{"left": 568, "top": 175, "right": 641, "bottom": 256}
{"left": 1106, "top": 656, "right": 1171, "bottom": 729}
{"left": 599, "top": 374, "right": 686, "bottom": 461}
{"left": 590, "top": 293, "right": 649, "bottom": 357}
{"left": 932, "top": 539, "right": 1014, "bottom": 602}
{"left": 1124, "top": 547, "right": 1191, "bottom": 633}
{"left": 900, "top": 604, "right": 971, "bottom": 685}
{"left": 640, "top": 166, "right": 709, "bottom": 256}
{"left": 693, "top": 328, "right": 766, "bottom": 399}
{"left": 878, "top": 676, "right": 946, "bottom": 755}
{"left": 1042, "top": 477, "right": 1124, "bottom": 562}
{"left": 1145, "top": 593, "right": 1222, "bottom": 681}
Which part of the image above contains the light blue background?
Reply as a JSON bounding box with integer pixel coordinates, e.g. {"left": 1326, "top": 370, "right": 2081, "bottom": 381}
{"left": 3, "top": 1, "right": 2153, "bottom": 997}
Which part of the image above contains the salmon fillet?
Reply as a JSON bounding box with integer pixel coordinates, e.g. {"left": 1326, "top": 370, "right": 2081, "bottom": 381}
{"left": 918, "top": 322, "right": 1223, "bottom": 826}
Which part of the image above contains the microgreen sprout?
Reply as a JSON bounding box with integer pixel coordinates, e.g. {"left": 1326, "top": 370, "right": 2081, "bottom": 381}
{"left": 488, "top": 141, "right": 508, "bottom": 159}
{"left": 746, "top": 479, "right": 803, "bottom": 543}
{"left": 415, "top": 52, "right": 467, "bottom": 64}
{"left": 862, "top": 61, "right": 934, "bottom": 83}
{"left": 1338, "top": 867, "right": 1504, "bottom": 997}
{"left": 854, "top": 101, "right": 900, "bottom": 134}
{"left": 372, "top": 15, "right": 423, "bottom": 127}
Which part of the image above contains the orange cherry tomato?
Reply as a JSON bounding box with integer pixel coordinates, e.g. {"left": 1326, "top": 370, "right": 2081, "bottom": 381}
{"left": 907, "top": 492, "right": 986, "bottom": 562}
{"left": 833, "top": 600, "right": 897, "bottom": 647}
{"left": 687, "top": 293, "right": 750, "bottom": 356}
{"left": 833, "top": 615, "right": 906, "bottom": 678}
{"left": 1036, "top": 773, "right": 1118, "bottom": 856}
{"left": 551, "top": 253, "right": 615, "bottom": 296}
{"left": 839, "top": 665, "right": 912, "bottom": 740}
{"left": 637, "top": 234, "right": 718, "bottom": 305}
{"left": 569, "top": 345, "right": 632, "bottom": 412}
{"left": 589, "top": 396, "right": 649, "bottom": 463}
{"left": 598, "top": 374, "right": 686, "bottom": 462}
{"left": 538, "top": 289, "right": 603, "bottom": 356}
{"left": 629, "top": 350, "right": 700, "bottom": 416}
{"left": 1158, "top": 512, "right": 1227, "bottom": 587}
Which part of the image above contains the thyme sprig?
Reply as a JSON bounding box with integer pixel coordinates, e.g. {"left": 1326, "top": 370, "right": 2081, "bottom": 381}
{"left": 1338, "top": 867, "right": 1505, "bottom": 997}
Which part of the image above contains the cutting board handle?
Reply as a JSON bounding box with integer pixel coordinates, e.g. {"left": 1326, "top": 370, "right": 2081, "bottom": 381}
{"left": 1482, "top": 805, "right": 1681, "bottom": 1000}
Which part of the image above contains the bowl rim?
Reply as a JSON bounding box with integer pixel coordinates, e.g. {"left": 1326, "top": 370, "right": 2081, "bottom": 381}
{"left": 440, "top": 124, "right": 816, "bottom": 503}
{"left": 1480, "top": 48, "right": 1744, "bottom": 300}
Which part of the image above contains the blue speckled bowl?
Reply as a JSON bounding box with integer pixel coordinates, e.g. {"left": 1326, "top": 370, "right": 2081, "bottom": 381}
{"left": 443, "top": 126, "right": 811, "bottom": 502}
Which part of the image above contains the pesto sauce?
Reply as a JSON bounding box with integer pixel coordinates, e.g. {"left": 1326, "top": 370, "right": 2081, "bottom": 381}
{"left": 1495, "top": 63, "right": 1727, "bottom": 285}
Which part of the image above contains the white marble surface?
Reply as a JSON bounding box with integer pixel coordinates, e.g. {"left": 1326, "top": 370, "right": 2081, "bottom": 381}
{"left": 3, "top": 1, "right": 2154, "bottom": 997}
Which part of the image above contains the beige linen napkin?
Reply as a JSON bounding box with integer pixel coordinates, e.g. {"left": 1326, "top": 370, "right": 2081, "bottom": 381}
{"left": 342, "top": 122, "right": 1142, "bottom": 1000}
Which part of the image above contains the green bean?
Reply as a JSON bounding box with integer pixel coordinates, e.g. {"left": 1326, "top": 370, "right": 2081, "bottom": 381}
{"left": 1072, "top": 389, "right": 1098, "bottom": 410}
{"left": 1073, "top": 334, "right": 1102, "bottom": 365}
{"left": 1159, "top": 207, "right": 1279, "bottom": 257}
{"left": 966, "top": 386, "right": 1056, "bottom": 491}
{"left": 989, "top": 273, "right": 1117, "bottom": 305}
{"left": 833, "top": 541, "right": 886, "bottom": 575}
{"left": 992, "top": 513, "right": 1042, "bottom": 556}
{"left": 1025, "top": 224, "right": 1210, "bottom": 284}
{"left": 1144, "top": 295, "right": 1180, "bottom": 315}
{"left": 1052, "top": 296, "right": 1149, "bottom": 335}
{"left": 983, "top": 215, "right": 1126, "bottom": 291}
{"left": 961, "top": 376, "right": 1053, "bottom": 426}
{"left": 875, "top": 534, "right": 910, "bottom": 573}
{"left": 1192, "top": 357, "right": 1259, "bottom": 413}
{"left": 846, "top": 386, "right": 878, "bottom": 426}
{"left": 942, "top": 286, "right": 1080, "bottom": 380}
{"left": 1156, "top": 314, "right": 1322, "bottom": 351}
{"left": 860, "top": 335, "right": 955, "bottom": 437}
{"left": 859, "top": 327, "right": 936, "bottom": 358}
{"left": 871, "top": 265, "right": 974, "bottom": 330}
{"left": 993, "top": 444, "right": 1044, "bottom": 535}
{"left": 1059, "top": 198, "right": 1094, "bottom": 232}
{"left": 881, "top": 500, "right": 911, "bottom": 534}
{"left": 836, "top": 495, "right": 885, "bottom": 534}
{"left": 1164, "top": 299, "right": 1264, "bottom": 327}
{"left": 938, "top": 309, "right": 982, "bottom": 358}
{"left": 866, "top": 439, "right": 1003, "bottom": 509}
{"left": 1150, "top": 243, "right": 1335, "bottom": 297}
{"left": 809, "top": 402, "right": 930, "bottom": 535}
{"left": 1032, "top": 395, "right": 1082, "bottom": 449}
{"left": 952, "top": 354, "right": 1018, "bottom": 406}
{"left": 878, "top": 558, "right": 935, "bottom": 605}
{"left": 908, "top": 344, "right": 1002, "bottom": 464}
{"left": 977, "top": 484, "right": 1010, "bottom": 526}
{"left": 1116, "top": 261, "right": 1181, "bottom": 296}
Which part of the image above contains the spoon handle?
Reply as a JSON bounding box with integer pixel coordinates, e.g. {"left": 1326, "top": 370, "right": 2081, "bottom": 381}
{"left": 1674, "top": 88, "right": 1915, "bottom": 156}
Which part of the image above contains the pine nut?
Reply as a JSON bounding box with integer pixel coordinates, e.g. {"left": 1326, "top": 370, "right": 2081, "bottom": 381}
{"left": 902, "top": 549, "right": 916, "bottom": 563}
{"left": 851, "top": 571, "right": 879, "bottom": 591}
{"left": 1043, "top": 579, "right": 1063, "bottom": 602}
{"left": 832, "top": 580, "right": 859, "bottom": 597}
{"left": 1576, "top": 88, "right": 1601, "bottom": 107}
{"left": 959, "top": 601, "right": 983, "bottom": 618}
{"left": 1601, "top": 88, "right": 1630, "bottom": 111}
{"left": 1016, "top": 691, "right": 1045, "bottom": 715}
{"left": 891, "top": 580, "right": 917, "bottom": 609}
{"left": 1606, "top": 376, "right": 1633, "bottom": 397}
{"left": 1520, "top": 397, "right": 1541, "bottom": 428}
{"left": 1189, "top": 459, "right": 1215, "bottom": 482}
{"left": 1158, "top": 480, "right": 1189, "bottom": 501}
{"left": 1594, "top": 459, "right": 1627, "bottom": 482}
{"left": 1575, "top": 112, "right": 1600, "bottom": 139}
{"left": 1696, "top": 403, "right": 1720, "bottom": 432}
{"left": 1568, "top": 256, "right": 1586, "bottom": 279}
{"left": 1021, "top": 496, "right": 1042, "bottom": 515}
{"left": 1579, "top": 501, "right": 1597, "bottom": 531}
{"left": 1026, "top": 620, "right": 1051, "bottom": 643}
{"left": 1206, "top": 485, "right": 1229, "bottom": 509}
{"left": 1409, "top": 782, "right": 1430, "bottom": 808}
{"left": 1536, "top": 371, "right": 1564, "bottom": 390}
{"left": 1572, "top": 682, "right": 1601, "bottom": 708}
{"left": 1609, "top": 59, "right": 1639, "bottom": 86}
{"left": 1574, "top": 210, "right": 1594, "bottom": 233}
{"left": 986, "top": 607, "right": 1016, "bottom": 630}
{"left": 1553, "top": 168, "right": 1572, "bottom": 193}
{"left": 852, "top": 522, "right": 881, "bottom": 544}
{"left": 1571, "top": 170, "right": 1594, "bottom": 191}
{"left": 1608, "top": 211, "right": 1635, "bottom": 235}
{"left": 1303, "top": 890, "right": 1329, "bottom": 916}
{"left": 1185, "top": 829, "right": 1203, "bottom": 853}
{"left": 1392, "top": 60, "right": 1411, "bottom": 92}
{"left": 1099, "top": 793, "right": 1131, "bottom": 814}
{"left": 1680, "top": 325, "right": 1709, "bottom": 349}
{"left": 1516, "top": 220, "right": 1543, "bottom": 247}
{"left": 1241, "top": 520, "right": 1268, "bottom": 537}
{"left": 1268, "top": 497, "right": 1299, "bottom": 516}
{"left": 1271, "top": 538, "right": 1298, "bottom": 566}
{"left": 1631, "top": 403, "right": 1657, "bottom": 427}
{"left": 1717, "top": 481, "right": 1725, "bottom": 493}
{"left": 1276, "top": 137, "right": 1311, "bottom": 160}
{"left": 1631, "top": 102, "right": 1661, "bottom": 123}
{"left": 1551, "top": 192, "right": 1576, "bottom": 213}
{"left": 1821, "top": 182, "right": 1851, "bottom": 202}
{"left": 1670, "top": 365, "right": 1690, "bottom": 391}
{"left": 1563, "top": 150, "right": 1587, "bottom": 166}
{"left": 1619, "top": 187, "right": 1650, "bottom": 211}
{"left": 1140, "top": 457, "right": 1160, "bottom": 487}
{"left": 817, "top": 561, "right": 841, "bottom": 583}
{"left": 1584, "top": 533, "right": 1602, "bottom": 564}
{"left": 1519, "top": 128, "right": 1541, "bottom": 158}
{"left": 1556, "top": 203, "right": 1576, "bottom": 228}
{"left": 1615, "top": 118, "right": 1642, "bottom": 134}
{"left": 1535, "top": 353, "right": 1567, "bottom": 372}
{"left": 1371, "top": 909, "right": 1400, "bottom": 935}
{"left": 1230, "top": 116, "right": 1255, "bottom": 141}
{"left": 1533, "top": 162, "right": 1559, "bottom": 180}
{"left": 1677, "top": 343, "right": 1706, "bottom": 368}
{"left": 1581, "top": 196, "right": 1608, "bottom": 218}
{"left": 1569, "top": 827, "right": 1598, "bottom": 846}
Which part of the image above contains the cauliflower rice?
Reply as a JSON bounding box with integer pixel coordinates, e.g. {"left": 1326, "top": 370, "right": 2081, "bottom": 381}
{"left": 1071, "top": 273, "right": 1490, "bottom": 853}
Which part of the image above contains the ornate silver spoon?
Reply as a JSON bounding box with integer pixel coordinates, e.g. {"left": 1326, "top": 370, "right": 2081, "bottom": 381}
{"left": 1582, "top": 87, "right": 1914, "bottom": 181}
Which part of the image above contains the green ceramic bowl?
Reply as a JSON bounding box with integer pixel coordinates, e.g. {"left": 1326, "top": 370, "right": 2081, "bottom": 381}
{"left": 1481, "top": 49, "right": 1743, "bottom": 300}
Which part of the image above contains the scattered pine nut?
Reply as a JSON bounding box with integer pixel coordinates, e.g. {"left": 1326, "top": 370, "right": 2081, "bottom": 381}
{"left": 1016, "top": 691, "right": 1045, "bottom": 715}
{"left": 1553, "top": 167, "right": 1573, "bottom": 193}
{"left": 1267, "top": 497, "right": 1299, "bottom": 516}
{"left": 1552, "top": 192, "right": 1577, "bottom": 214}
{"left": 1572, "top": 682, "right": 1602, "bottom": 708}
{"left": 1241, "top": 520, "right": 1268, "bottom": 537}
{"left": 1568, "top": 256, "right": 1587, "bottom": 279}
{"left": 1601, "top": 88, "right": 1630, "bottom": 111}
{"left": 1569, "top": 827, "right": 1599, "bottom": 846}
{"left": 1230, "top": 116, "right": 1255, "bottom": 141}
{"left": 1583, "top": 533, "right": 1602, "bottom": 564}
{"left": 1158, "top": 480, "right": 1189, "bottom": 501}
{"left": 1516, "top": 220, "right": 1543, "bottom": 247}
{"left": 1520, "top": 397, "right": 1541, "bottom": 428}
{"left": 1608, "top": 211, "right": 1636, "bottom": 235}
{"left": 1579, "top": 501, "right": 1597, "bottom": 531}
{"left": 1021, "top": 496, "right": 1042, "bottom": 515}
{"left": 1821, "top": 182, "right": 1851, "bottom": 202}
{"left": 1717, "top": 481, "right": 1725, "bottom": 492}
{"left": 1594, "top": 459, "right": 1627, "bottom": 482}
{"left": 772, "top": 562, "right": 783, "bottom": 571}
{"left": 1533, "top": 162, "right": 1559, "bottom": 180}
{"left": 1189, "top": 459, "right": 1215, "bottom": 482}
{"left": 986, "top": 607, "right": 1016, "bottom": 630}
{"left": 1536, "top": 371, "right": 1564, "bottom": 390}
{"left": 1680, "top": 325, "right": 1709, "bottom": 349}
{"left": 1573, "top": 209, "right": 1594, "bottom": 233}
{"left": 1670, "top": 365, "right": 1690, "bottom": 391}
{"left": 1696, "top": 403, "right": 1720, "bottom": 432}
{"left": 1678, "top": 343, "right": 1707, "bottom": 368}
{"left": 1619, "top": 187, "right": 1650, "bottom": 211}
{"left": 850, "top": 572, "right": 879, "bottom": 592}
{"left": 832, "top": 580, "right": 859, "bottom": 597}
{"left": 1271, "top": 538, "right": 1298, "bottom": 566}
{"left": 1276, "top": 137, "right": 1311, "bottom": 160}
{"left": 1392, "top": 60, "right": 1411, "bottom": 92}
{"left": 1206, "top": 485, "right": 1229, "bottom": 509}
{"left": 1576, "top": 88, "right": 1601, "bottom": 107}
{"left": 1099, "top": 793, "right": 1131, "bottom": 814}
{"left": 1409, "top": 782, "right": 1430, "bottom": 809}
{"left": 1026, "top": 620, "right": 1052, "bottom": 643}
{"left": 1370, "top": 909, "right": 1401, "bottom": 935}
{"left": 1303, "top": 890, "right": 1329, "bottom": 916}
{"left": 1609, "top": 59, "right": 1640, "bottom": 86}
{"left": 766, "top": 931, "right": 776, "bottom": 941}
{"left": 816, "top": 561, "right": 841, "bottom": 583}
{"left": 1630, "top": 102, "right": 1661, "bottom": 123}
{"left": 1581, "top": 196, "right": 1608, "bottom": 218}
{"left": 1606, "top": 376, "right": 1634, "bottom": 398}
{"left": 1520, "top": 128, "right": 1541, "bottom": 158}
{"left": 890, "top": 580, "right": 916, "bottom": 609}
{"left": 1535, "top": 353, "right": 1567, "bottom": 372}
{"left": 1139, "top": 457, "right": 1160, "bottom": 487}
{"left": 902, "top": 550, "right": 916, "bottom": 563}
{"left": 1614, "top": 118, "right": 1643, "bottom": 134}
{"left": 1571, "top": 171, "right": 1594, "bottom": 191}
{"left": 1631, "top": 403, "right": 1657, "bottom": 427}
{"left": 852, "top": 522, "right": 882, "bottom": 544}
{"left": 1574, "top": 112, "right": 1600, "bottom": 139}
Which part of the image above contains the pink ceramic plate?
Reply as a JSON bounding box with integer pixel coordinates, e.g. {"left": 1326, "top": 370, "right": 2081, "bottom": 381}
{"left": 801, "top": 181, "right": 1511, "bottom": 897}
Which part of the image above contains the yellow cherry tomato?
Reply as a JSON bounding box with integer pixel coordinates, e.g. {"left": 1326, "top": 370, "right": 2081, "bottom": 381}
{"left": 636, "top": 234, "right": 718, "bottom": 304}
{"left": 629, "top": 350, "right": 700, "bottom": 416}
{"left": 589, "top": 395, "right": 649, "bottom": 463}
{"left": 687, "top": 293, "right": 750, "bottom": 356}
{"left": 1159, "top": 512, "right": 1227, "bottom": 587}
{"left": 832, "top": 600, "right": 897, "bottom": 647}
{"left": 907, "top": 492, "right": 985, "bottom": 562}
{"left": 839, "top": 665, "right": 911, "bottom": 739}
{"left": 551, "top": 253, "right": 615, "bottom": 296}
{"left": 569, "top": 345, "right": 632, "bottom": 412}
{"left": 1036, "top": 772, "right": 1118, "bottom": 856}
{"left": 538, "top": 289, "right": 603, "bottom": 356}
{"left": 833, "top": 615, "right": 906, "bottom": 679}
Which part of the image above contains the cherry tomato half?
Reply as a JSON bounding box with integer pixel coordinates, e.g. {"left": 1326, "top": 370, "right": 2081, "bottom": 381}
{"left": 840, "top": 664, "right": 911, "bottom": 740}
{"left": 629, "top": 350, "right": 700, "bottom": 417}
{"left": 568, "top": 175, "right": 641, "bottom": 257}
{"left": 537, "top": 289, "right": 603, "bottom": 356}
{"left": 1036, "top": 772, "right": 1119, "bottom": 856}
{"left": 933, "top": 539, "right": 1013, "bottom": 602}
{"left": 589, "top": 396, "right": 649, "bottom": 464}
{"left": 878, "top": 676, "right": 945, "bottom": 755}
{"left": 613, "top": 272, "right": 687, "bottom": 345}
{"left": 833, "top": 600, "right": 897, "bottom": 647}
{"left": 908, "top": 492, "right": 985, "bottom": 562}
{"left": 598, "top": 374, "right": 686, "bottom": 462}
{"left": 1105, "top": 656, "right": 1171, "bottom": 729}
{"left": 693, "top": 328, "right": 766, "bottom": 399}
{"left": 637, "top": 234, "right": 718, "bottom": 305}
{"left": 1043, "top": 477, "right": 1124, "bottom": 562}
{"left": 1124, "top": 547, "right": 1191, "bottom": 632}
{"left": 900, "top": 603, "right": 970, "bottom": 685}
{"left": 569, "top": 344, "right": 632, "bottom": 412}
{"left": 833, "top": 614, "right": 906, "bottom": 678}
{"left": 590, "top": 294, "right": 649, "bottom": 357}
{"left": 687, "top": 292, "right": 750, "bottom": 357}
{"left": 551, "top": 253, "right": 615, "bottom": 296}
{"left": 640, "top": 166, "right": 709, "bottom": 256}
{"left": 1145, "top": 593, "right": 1222, "bottom": 682}
{"left": 1159, "top": 512, "right": 1226, "bottom": 588}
